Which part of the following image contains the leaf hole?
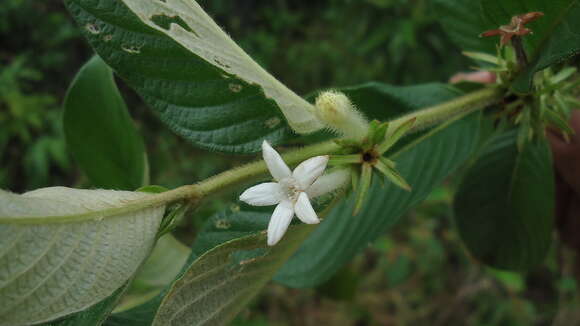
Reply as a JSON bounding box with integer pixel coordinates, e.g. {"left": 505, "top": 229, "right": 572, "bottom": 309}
{"left": 215, "top": 219, "right": 231, "bottom": 229}
{"left": 85, "top": 23, "right": 101, "bottom": 35}
{"left": 121, "top": 44, "right": 142, "bottom": 54}
{"left": 229, "top": 83, "right": 243, "bottom": 93}
{"left": 214, "top": 57, "right": 231, "bottom": 69}
{"left": 151, "top": 14, "right": 195, "bottom": 34}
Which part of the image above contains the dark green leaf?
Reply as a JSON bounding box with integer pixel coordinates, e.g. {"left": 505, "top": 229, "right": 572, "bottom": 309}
{"left": 64, "top": 0, "right": 321, "bottom": 153}
{"left": 43, "top": 285, "right": 129, "bottom": 326}
{"left": 433, "top": 0, "right": 497, "bottom": 54}
{"left": 104, "top": 296, "right": 162, "bottom": 326}
{"left": 453, "top": 131, "right": 554, "bottom": 270}
{"left": 434, "top": 0, "right": 580, "bottom": 93}
{"left": 63, "top": 56, "right": 147, "bottom": 190}
{"left": 480, "top": 0, "right": 580, "bottom": 92}
{"left": 150, "top": 225, "right": 312, "bottom": 326}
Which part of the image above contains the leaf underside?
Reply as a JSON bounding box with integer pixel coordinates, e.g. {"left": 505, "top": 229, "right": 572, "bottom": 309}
{"left": 0, "top": 187, "right": 163, "bottom": 326}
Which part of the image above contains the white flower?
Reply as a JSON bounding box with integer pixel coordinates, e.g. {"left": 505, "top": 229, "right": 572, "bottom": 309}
{"left": 239, "top": 141, "right": 334, "bottom": 246}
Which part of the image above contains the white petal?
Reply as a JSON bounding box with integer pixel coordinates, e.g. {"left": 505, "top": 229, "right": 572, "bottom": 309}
{"left": 292, "top": 155, "right": 329, "bottom": 189}
{"left": 294, "top": 192, "right": 320, "bottom": 224}
{"left": 239, "top": 183, "right": 283, "bottom": 206}
{"left": 267, "top": 200, "right": 294, "bottom": 246}
{"left": 306, "top": 169, "right": 350, "bottom": 198}
{"left": 262, "top": 141, "right": 291, "bottom": 181}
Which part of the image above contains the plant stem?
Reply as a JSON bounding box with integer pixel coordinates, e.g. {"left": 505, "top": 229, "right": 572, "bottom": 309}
{"left": 0, "top": 86, "right": 503, "bottom": 224}
{"left": 197, "top": 141, "right": 341, "bottom": 196}
{"left": 386, "top": 87, "right": 502, "bottom": 136}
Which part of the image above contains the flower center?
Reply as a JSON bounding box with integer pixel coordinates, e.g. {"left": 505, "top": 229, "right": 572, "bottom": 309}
{"left": 279, "top": 177, "right": 301, "bottom": 203}
{"left": 362, "top": 148, "right": 379, "bottom": 165}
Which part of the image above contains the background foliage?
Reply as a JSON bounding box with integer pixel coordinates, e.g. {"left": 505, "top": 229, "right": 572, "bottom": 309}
{"left": 2, "top": 0, "right": 579, "bottom": 324}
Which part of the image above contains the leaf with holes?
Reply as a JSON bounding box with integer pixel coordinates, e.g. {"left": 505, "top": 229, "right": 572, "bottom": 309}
{"left": 64, "top": 55, "right": 148, "bottom": 190}
{"left": 0, "top": 187, "right": 164, "bottom": 326}
{"left": 454, "top": 131, "right": 554, "bottom": 270}
{"left": 64, "top": 0, "right": 323, "bottom": 153}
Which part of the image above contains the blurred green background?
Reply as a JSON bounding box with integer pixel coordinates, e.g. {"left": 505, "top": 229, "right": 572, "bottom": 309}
{"left": 1, "top": 0, "right": 578, "bottom": 325}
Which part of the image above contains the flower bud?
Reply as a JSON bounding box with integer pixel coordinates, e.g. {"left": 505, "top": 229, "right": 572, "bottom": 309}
{"left": 314, "top": 91, "right": 369, "bottom": 140}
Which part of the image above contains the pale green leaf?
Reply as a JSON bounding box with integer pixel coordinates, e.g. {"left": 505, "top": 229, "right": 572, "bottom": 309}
{"left": 0, "top": 187, "right": 164, "bottom": 326}
{"left": 64, "top": 56, "right": 147, "bottom": 190}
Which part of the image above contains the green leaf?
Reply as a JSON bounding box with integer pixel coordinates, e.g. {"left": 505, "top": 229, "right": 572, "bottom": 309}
{"left": 43, "top": 284, "right": 130, "bottom": 326}
{"left": 112, "top": 234, "right": 189, "bottom": 315}
{"left": 433, "top": 0, "right": 497, "bottom": 54}
{"left": 104, "top": 296, "right": 162, "bottom": 326}
{"left": 150, "top": 225, "right": 312, "bottom": 325}
{"left": 453, "top": 131, "right": 554, "bottom": 270}
{"left": 131, "top": 234, "right": 190, "bottom": 290}
{"left": 480, "top": 0, "right": 580, "bottom": 92}
{"left": 64, "top": 0, "right": 323, "bottom": 153}
{"left": 104, "top": 211, "right": 312, "bottom": 325}
{"left": 64, "top": 56, "right": 147, "bottom": 190}
{"left": 434, "top": 0, "right": 580, "bottom": 93}
{"left": 103, "top": 200, "right": 343, "bottom": 325}
{"left": 0, "top": 187, "right": 164, "bottom": 326}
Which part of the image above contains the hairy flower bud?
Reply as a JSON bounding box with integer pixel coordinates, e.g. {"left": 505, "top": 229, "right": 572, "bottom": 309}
{"left": 314, "top": 91, "right": 369, "bottom": 140}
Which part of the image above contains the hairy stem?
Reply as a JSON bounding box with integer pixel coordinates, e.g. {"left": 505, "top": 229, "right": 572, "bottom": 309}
{"left": 386, "top": 87, "right": 502, "bottom": 136}
{"left": 0, "top": 86, "right": 503, "bottom": 224}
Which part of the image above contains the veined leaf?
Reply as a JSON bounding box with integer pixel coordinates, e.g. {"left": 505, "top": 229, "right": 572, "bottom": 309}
{"left": 151, "top": 225, "right": 312, "bottom": 326}
{"left": 454, "top": 131, "right": 554, "bottom": 270}
{"left": 0, "top": 187, "right": 164, "bottom": 326}
{"left": 104, "top": 201, "right": 341, "bottom": 325}
{"left": 64, "top": 56, "right": 148, "bottom": 190}
{"left": 64, "top": 0, "right": 322, "bottom": 153}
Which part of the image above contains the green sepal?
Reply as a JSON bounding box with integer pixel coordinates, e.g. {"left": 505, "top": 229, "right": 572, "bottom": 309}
{"left": 370, "top": 121, "right": 390, "bottom": 145}
{"left": 158, "top": 202, "right": 191, "bottom": 237}
{"left": 377, "top": 117, "right": 417, "bottom": 154}
{"left": 328, "top": 154, "right": 361, "bottom": 166}
{"left": 375, "top": 158, "right": 412, "bottom": 192}
{"left": 544, "top": 109, "right": 574, "bottom": 136}
{"left": 550, "top": 67, "right": 577, "bottom": 85}
{"left": 351, "top": 166, "right": 359, "bottom": 192}
{"left": 353, "top": 164, "right": 373, "bottom": 216}
{"left": 462, "top": 51, "right": 501, "bottom": 65}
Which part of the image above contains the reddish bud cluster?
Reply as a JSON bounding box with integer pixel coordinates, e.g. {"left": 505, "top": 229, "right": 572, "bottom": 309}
{"left": 480, "top": 12, "right": 544, "bottom": 45}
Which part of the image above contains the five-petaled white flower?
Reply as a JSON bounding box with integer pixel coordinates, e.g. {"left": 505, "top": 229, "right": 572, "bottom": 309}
{"left": 240, "top": 141, "right": 330, "bottom": 246}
